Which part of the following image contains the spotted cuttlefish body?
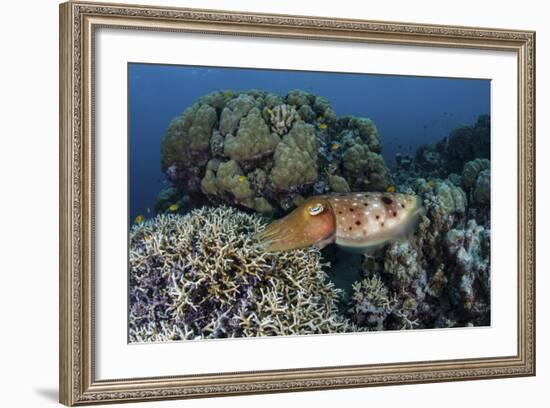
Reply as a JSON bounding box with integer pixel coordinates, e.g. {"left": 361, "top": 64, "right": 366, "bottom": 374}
{"left": 258, "top": 192, "right": 425, "bottom": 253}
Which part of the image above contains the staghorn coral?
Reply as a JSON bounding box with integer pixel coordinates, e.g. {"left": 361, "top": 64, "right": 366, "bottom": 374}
{"left": 349, "top": 275, "right": 396, "bottom": 330}
{"left": 349, "top": 272, "right": 421, "bottom": 331}
{"left": 159, "top": 89, "right": 391, "bottom": 215}
{"left": 129, "top": 206, "right": 355, "bottom": 342}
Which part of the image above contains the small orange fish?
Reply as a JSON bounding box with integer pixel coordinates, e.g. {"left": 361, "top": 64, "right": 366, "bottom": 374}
{"left": 386, "top": 185, "right": 396, "bottom": 193}
{"left": 319, "top": 123, "right": 328, "bottom": 130}
{"left": 134, "top": 214, "right": 145, "bottom": 224}
{"left": 258, "top": 192, "right": 424, "bottom": 253}
{"left": 168, "top": 203, "right": 179, "bottom": 212}
{"left": 331, "top": 143, "right": 341, "bottom": 151}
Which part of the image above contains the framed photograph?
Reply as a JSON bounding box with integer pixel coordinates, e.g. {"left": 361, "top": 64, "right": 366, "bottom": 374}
{"left": 59, "top": 1, "right": 535, "bottom": 405}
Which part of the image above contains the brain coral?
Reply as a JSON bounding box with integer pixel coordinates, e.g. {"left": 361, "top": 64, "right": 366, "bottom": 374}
{"left": 159, "top": 89, "right": 390, "bottom": 215}
{"left": 129, "top": 206, "right": 354, "bottom": 342}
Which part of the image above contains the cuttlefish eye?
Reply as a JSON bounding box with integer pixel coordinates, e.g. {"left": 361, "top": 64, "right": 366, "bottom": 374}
{"left": 307, "top": 203, "right": 324, "bottom": 216}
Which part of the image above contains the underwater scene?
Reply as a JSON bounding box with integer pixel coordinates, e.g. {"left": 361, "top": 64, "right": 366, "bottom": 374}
{"left": 128, "top": 63, "right": 491, "bottom": 342}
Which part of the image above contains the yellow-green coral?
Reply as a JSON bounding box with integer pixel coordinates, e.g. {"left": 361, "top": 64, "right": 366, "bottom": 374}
{"left": 128, "top": 207, "right": 354, "bottom": 342}
{"left": 462, "top": 158, "right": 490, "bottom": 189}
{"left": 223, "top": 107, "right": 279, "bottom": 162}
{"left": 160, "top": 103, "right": 217, "bottom": 170}
{"left": 159, "top": 89, "right": 391, "bottom": 213}
{"left": 461, "top": 158, "right": 491, "bottom": 205}
{"left": 270, "top": 121, "right": 318, "bottom": 190}
{"left": 200, "top": 159, "right": 255, "bottom": 209}
{"left": 219, "top": 94, "right": 256, "bottom": 136}
{"left": 342, "top": 144, "right": 390, "bottom": 191}
{"left": 328, "top": 174, "right": 350, "bottom": 193}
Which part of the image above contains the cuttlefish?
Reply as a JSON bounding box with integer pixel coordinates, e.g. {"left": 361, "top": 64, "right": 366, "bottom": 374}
{"left": 258, "top": 192, "right": 425, "bottom": 253}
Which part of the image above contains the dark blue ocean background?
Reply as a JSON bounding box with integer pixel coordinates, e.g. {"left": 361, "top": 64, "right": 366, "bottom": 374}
{"left": 129, "top": 63, "right": 490, "bottom": 223}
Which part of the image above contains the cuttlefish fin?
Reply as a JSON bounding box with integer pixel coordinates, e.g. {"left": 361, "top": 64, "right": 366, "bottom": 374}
{"left": 312, "top": 233, "right": 336, "bottom": 250}
{"left": 336, "top": 239, "right": 389, "bottom": 255}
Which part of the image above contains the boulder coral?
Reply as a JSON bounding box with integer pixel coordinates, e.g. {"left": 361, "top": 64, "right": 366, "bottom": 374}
{"left": 129, "top": 206, "right": 355, "bottom": 342}
{"left": 462, "top": 158, "right": 491, "bottom": 206}
{"left": 159, "top": 89, "right": 391, "bottom": 215}
{"left": 160, "top": 103, "right": 217, "bottom": 191}
{"left": 200, "top": 159, "right": 256, "bottom": 209}
{"left": 270, "top": 121, "right": 318, "bottom": 192}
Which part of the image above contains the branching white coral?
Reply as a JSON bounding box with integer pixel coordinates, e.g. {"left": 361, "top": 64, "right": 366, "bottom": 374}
{"left": 129, "top": 206, "right": 355, "bottom": 342}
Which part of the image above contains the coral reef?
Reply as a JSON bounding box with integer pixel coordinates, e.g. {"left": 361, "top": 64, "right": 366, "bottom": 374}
{"left": 270, "top": 121, "right": 318, "bottom": 192}
{"left": 349, "top": 275, "right": 397, "bottom": 330}
{"left": 347, "top": 116, "right": 492, "bottom": 330}
{"left": 129, "top": 206, "right": 355, "bottom": 342}
{"left": 200, "top": 159, "right": 256, "bottom": 209}
{"left": 349, "top": 210, "right": 491, "bottom": 330}
{"left": 158, "top": 89, "right": 391, "bottom": 214}
{"left": 269, "top": 104, "right": 297, "bottom": 135}
{"left": 160, "top": 103, "right": 218, "bottom": 191}
{"left": 394, "top": 115, "right": 490, "bottom": 182}
{"left": 347, "top": 170, "right": 490, "bottom": 329}
{"left": 224, "top": 107, "right": 280, "bottom": 162}
{"left": 139, "top": 90, "right": 493, "bottom": 338}
{"left": 442, "top": 220, "right": 491, "bottom": 325}
{"left": 442, "top": 114, "right": 490, "bottom": 174}
{"left": 462, "top": 158, "right": 491, "bottom": 206}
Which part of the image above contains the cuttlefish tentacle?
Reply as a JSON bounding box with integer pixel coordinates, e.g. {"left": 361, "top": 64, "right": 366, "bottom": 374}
{"left": 258, "top": 192, "right": 424, "bottom": 253}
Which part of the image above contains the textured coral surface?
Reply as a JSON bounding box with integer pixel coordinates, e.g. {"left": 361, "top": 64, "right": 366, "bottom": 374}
{"left": 131, "top": 88, "right": 491, "bottom": 341}
{"left": 159, "top": 89, "right": 390, "bottom": 214}
{"left": 129, "top": 207, "right": 355, "bottom": 342}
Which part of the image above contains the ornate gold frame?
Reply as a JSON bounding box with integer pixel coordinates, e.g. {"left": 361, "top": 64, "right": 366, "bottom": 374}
{"left": 59, "top": 1, "right": 536, "bottom": 405}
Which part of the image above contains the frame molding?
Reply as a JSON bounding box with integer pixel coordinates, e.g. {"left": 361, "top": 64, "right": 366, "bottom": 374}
{"left": 59, "top": 1, "right": 535, "bottom": 405}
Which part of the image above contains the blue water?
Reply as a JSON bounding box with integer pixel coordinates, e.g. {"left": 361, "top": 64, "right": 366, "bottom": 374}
{"left": 129, "top": 63, "right": 490, "bottom": 223}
